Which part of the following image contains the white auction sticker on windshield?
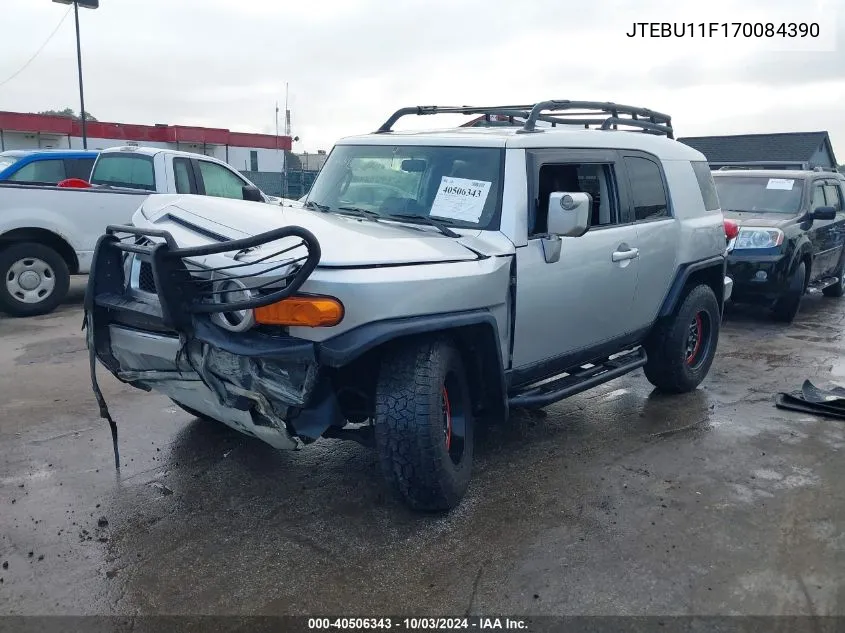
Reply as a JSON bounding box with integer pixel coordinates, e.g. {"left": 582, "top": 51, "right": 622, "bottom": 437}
{"left": 430, "top": 177, "right": 491, "bottom": 223}
{"left": 766, "top": 178, "right": 794, "bottom": 190}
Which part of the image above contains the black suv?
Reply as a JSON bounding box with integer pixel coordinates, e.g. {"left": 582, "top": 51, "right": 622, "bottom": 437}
{"left": 714, "top": 168, "right": 845, "bottom": 322}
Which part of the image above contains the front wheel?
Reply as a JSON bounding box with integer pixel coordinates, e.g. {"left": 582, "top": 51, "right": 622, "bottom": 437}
{"left": 0, "top": 243, "right": 70, "bottom": 317}
{"left": 643, "top": 284, "right": 721, "bottom": 394}
{"left": 772, "top": 261, "right": 806, "bottom": 322}
{"left": 374, "top": 337, "right": 474, "bottom": 511}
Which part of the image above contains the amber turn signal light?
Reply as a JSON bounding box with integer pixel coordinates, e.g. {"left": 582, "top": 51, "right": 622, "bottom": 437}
{"left": 254, "top": 296, "right": 344, "bottom": 327}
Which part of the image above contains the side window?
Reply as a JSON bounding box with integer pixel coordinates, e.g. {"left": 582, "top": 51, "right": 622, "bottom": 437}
{"left": 823, "top": 183, "right": 843, "bottom": 212}
{"left": 812, "top": 183, "right": 827, "bottom": 210}
{"left": 197, "top": 161, "right": 246, "bottom": 199}
{"left": 624, "top": 156, "right": 669, "bottom": 221}
{"left": 8, "top": 159, "right": 66, "bottom": 184}
{"left": 691, "top": 160, "right": 720, "bottom": 211}
{"left": 531, "top": 162, "right": 619, "bottom": 236}
{"left": 173, "top": 158, "right": 193, "bottom": 194}
{"left": 64, "top": 158, "right": 95, "bottom": 180}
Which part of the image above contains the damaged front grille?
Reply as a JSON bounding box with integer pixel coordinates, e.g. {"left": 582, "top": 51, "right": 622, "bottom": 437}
{"left": 90, "top": 224, "right": 322, "bottom": 331}
{"left": 138, "top": 261, "right": 156, "bottom": 293}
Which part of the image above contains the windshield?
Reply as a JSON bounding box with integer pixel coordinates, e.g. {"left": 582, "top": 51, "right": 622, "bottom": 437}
{"left": 305, "top": 144, "right": 504, "bottom": 229}
{"left": 714, "top": 175, "right": 805, "bottom": 214}
{"left": 0, "top": 156, "right": 20, "bottom": 172}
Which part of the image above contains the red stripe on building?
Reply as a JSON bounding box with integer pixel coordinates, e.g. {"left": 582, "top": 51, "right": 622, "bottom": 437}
{"left": 0, "top": 111, "right": 291, "bottom": 150}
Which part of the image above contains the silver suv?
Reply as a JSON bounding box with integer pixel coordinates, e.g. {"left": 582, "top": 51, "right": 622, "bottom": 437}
{"left": 85, "top": 101, "right": 732, "bottom": 511}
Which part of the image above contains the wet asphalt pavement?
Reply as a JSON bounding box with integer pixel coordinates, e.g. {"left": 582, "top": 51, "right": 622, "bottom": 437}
{"left": 2, "top": 277, "right": 845, "bottom": 617}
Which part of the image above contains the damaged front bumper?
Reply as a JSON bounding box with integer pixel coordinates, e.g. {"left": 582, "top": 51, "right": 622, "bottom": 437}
{"left": 104, "top": 323, "right": 320, "bottom": 450}
{"left": 84, "top": 224, "right": 331, "bottom": 453}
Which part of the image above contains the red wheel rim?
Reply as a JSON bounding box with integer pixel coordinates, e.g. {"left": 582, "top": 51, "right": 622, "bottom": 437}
{"left": 442, "top": 386, "right": 452, "bottom": 450}
{"left": 686, "top": 312, "right": 704, "bottom": 365}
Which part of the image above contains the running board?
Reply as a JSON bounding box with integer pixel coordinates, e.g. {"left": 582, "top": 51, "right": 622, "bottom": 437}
{"left": 508, "top": 347, "right": 647, "bottom": 409}
{"left": 807, "top": 276, "right": 839, "bottom": 293}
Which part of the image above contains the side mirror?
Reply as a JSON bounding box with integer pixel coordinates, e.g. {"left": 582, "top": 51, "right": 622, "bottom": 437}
{"left": 547, "top": 192, "right": 592, "bottom": 237}
{"left": 811, "top": 206, "right": 836, "bottom": 220}
{"left": 242, "top": 185, "right": 264, "bottom": 202}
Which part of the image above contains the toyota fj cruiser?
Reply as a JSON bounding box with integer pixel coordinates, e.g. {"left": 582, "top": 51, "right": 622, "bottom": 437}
{"left": 85, "top": 101, "right": 732, "bottom": 511}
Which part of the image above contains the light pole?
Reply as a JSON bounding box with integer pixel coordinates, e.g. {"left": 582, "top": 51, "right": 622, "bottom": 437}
{"left": 52, "top": 0, "right": 99, "bottom": 149}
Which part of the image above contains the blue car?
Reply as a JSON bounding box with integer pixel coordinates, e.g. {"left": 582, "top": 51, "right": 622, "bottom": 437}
{"left": 0, "top": 149, "right": 99, "bottom": 185}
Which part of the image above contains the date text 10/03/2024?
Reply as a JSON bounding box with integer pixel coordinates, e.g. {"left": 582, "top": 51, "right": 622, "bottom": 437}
{"left": 626, "top": 22, "right": 820, "bottom": 38}
{"left": 308, "top": 618, "right": 528, "bottom": 630}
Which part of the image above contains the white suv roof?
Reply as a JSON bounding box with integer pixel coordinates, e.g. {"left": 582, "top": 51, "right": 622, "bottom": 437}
{"left": 340, "top": 126, "right": 705, "bottom": 161}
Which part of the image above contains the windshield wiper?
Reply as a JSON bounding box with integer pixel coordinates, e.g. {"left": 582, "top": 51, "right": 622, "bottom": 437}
{"left": 331, "top": 206, "right": 462, "bottom": 238}
{"left": 336, "top": 206, "right": 382, "bottom": 220}
{"left": 303, "top": 200, "right": 330, "bottom": 212}
{"left": 381, "top": 213, "right": 461, "bottom": 238}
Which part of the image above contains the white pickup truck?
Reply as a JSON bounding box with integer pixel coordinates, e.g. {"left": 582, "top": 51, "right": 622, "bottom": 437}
{"left": 0, "top": 145, "right": 279, "bottom": 316}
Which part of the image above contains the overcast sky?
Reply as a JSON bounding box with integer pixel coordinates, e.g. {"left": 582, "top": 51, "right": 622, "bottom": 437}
{"left": 1, "top": 0, "right": 843, "bottom": 157}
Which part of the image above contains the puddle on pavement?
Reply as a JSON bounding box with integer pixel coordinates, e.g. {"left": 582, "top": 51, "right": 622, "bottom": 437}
{"left": 829, "top": 358, "right": 845, "bottom": 378}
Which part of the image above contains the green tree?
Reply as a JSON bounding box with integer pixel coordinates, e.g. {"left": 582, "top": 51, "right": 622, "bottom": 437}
{"left": 37, "top": 108, "right": 97, "bottom": 121}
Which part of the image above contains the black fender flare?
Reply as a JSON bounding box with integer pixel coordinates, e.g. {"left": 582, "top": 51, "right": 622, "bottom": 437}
{"left": 658, "top": 255, "right": 726, "bottom": 318}
{"left": 317, "top": 309, "right": 508, "bottom": 422}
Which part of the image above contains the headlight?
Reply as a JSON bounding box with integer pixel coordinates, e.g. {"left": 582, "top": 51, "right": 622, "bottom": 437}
{"left": 734, "top": 227, "right": 784, "bottom": 249}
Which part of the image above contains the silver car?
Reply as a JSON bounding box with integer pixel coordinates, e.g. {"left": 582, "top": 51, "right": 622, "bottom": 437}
{"left": 85, "top": 101, "right": 732, "bottom": 511}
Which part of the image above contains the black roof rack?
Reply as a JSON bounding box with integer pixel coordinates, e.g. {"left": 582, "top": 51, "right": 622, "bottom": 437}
{"left": 375, "top": 101, "right": 674, "bottom": 139}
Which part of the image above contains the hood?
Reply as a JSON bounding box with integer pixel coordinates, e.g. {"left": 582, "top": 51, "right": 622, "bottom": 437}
{"left": 722, "top": 210, "right": 797, "bottom": 228}
{"left": 137, "top": 194, "right": 486, "bottom": 267}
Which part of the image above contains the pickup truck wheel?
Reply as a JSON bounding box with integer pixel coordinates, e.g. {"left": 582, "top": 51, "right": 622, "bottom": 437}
{"left": 643, "top": 284, "right": 720, "bottom": 394}
{"left": 0, "top": 243, "right": 70, "bottom": 317}
{"left": 374, "top": 337, "right": 474, "bottom": 511}
{"left": 772, "top": 261, "right": 806, "bottom": 322}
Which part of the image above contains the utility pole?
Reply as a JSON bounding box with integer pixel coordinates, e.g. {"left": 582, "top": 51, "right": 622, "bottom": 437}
{"left": 283, "top": 83, "right": 290, "bottom": 198}
{"left": 275, "top": 100, "right": 281, "bottom": 196}
{"left": 53, "top": 0, "right": 99, "bottom": 149}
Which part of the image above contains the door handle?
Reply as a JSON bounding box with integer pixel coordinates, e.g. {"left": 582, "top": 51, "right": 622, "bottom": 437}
{"left": 612, "top": 248, "right": 639, "bottom": 262}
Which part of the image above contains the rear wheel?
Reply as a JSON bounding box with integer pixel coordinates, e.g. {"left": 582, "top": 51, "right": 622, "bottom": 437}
{"left": 0, "top": 243, "right": 70, "bottom": 317}
{"left": 773, "top": 261, "right": 806, "bottom": 322}
{"left": 644, "top": 284, "right": 720, "bottom": 394}
{"left": 374, "top": 337, "right": 474, "bottom": 511}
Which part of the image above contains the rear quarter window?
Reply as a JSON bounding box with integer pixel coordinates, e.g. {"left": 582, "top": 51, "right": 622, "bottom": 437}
{"left": 691, "top": 161, "right": 720, "bottom": 211}
{"left": 90, "top": 154, "right": 155, "bottom": 191}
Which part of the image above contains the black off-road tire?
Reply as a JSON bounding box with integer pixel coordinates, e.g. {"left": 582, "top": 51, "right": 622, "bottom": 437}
{"left": 773, "top": 261, "right": 806, "bottom": 322}
{"left": 643, "top": 284, "right": 721, "bottom": 394}
{"left": 0, "top": 242, "right": 70, "bottom": 317}
{"left": 822, "top": 256, "right": 845, "bottom": 298}
{"left": 374, "top": 336, "right": 474, "bottom": 511}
